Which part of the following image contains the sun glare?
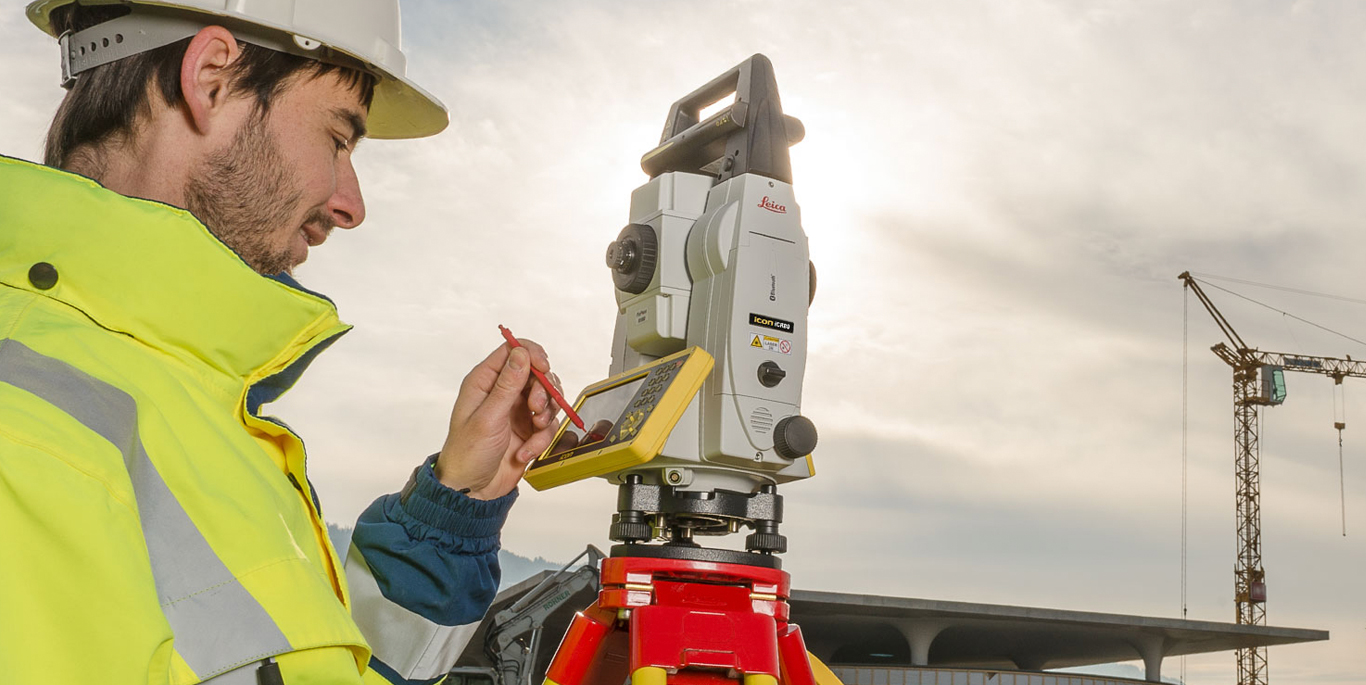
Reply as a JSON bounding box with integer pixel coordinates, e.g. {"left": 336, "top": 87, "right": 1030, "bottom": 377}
{"left": 697, "top": 93, "right": 735, "bottom": 122}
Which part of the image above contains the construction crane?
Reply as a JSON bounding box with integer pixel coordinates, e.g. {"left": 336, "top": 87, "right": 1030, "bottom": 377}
{"left": 1180, "top": 272, "right": 1365, "bottom": 685}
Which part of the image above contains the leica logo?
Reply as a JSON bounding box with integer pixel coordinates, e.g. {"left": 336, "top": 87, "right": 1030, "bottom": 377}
{"left": 758, "top": 196, "right": 787, "bottom": 214}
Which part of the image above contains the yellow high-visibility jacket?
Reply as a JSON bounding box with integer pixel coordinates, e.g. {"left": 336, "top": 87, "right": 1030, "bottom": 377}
{"left": 0, "top": 155, "right": 514, "bottom": 684}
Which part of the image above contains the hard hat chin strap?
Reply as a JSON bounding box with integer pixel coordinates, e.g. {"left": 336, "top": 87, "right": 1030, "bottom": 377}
{"left": 58, "top": 6, "right": 332, "bottom": 90}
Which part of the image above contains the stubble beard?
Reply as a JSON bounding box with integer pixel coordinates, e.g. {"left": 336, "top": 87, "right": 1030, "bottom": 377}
{"left": 184, "top": 113, "right": 326, "bottom": 276}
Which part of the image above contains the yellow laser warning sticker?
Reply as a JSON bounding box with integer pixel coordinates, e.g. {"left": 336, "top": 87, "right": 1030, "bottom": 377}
{"left": 748, "top": 334, "right": 791, "bottom": 355}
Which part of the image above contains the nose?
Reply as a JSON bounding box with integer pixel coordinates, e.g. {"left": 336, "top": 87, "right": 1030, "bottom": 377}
{"left": 328, "top": 154, "right": 366, "bottom": 229}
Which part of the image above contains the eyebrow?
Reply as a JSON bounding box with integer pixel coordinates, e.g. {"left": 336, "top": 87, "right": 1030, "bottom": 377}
{"left": 332, "top": 107, "right": 368, "bottom": 145}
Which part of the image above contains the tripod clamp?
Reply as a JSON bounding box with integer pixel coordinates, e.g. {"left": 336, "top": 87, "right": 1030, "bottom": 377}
{"left": 609, "top": 474, "right": 787, "bottom": 564}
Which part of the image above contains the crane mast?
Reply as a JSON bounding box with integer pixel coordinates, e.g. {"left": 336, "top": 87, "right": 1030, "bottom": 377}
{"left": 1180, "top": 272, "right": 1366, "bottom": 685}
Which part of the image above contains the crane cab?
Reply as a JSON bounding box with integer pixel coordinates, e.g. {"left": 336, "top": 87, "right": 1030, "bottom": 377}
{"left": 1252, "top": 365, "right": 1287, "bottom": 406}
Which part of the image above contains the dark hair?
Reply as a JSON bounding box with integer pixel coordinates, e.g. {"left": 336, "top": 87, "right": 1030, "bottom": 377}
{"left": 45, "top": 4, "right": 376, "bottom": 170}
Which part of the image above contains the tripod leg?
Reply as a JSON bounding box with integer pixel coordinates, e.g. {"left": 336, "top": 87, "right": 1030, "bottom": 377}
{"left": 776, "top": 625, "right": 837, "bottom": 685}
{"left": 803, "top": 654, "right": 841, "bottom": 685}
{"left": 632, "top": 666, "right": 668, "bottom": 685}
{"left": 544, "top": 605, "right": 619, "bottom": 685}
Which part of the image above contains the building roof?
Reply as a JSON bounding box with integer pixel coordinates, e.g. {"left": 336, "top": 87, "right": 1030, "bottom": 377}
{"left": 791, "top": 589, "right": 1328, "bottom": 671}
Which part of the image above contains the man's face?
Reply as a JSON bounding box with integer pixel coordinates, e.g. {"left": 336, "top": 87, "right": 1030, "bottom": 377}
{"left": 184, "top": 71, "right": 369, "bottom": 276}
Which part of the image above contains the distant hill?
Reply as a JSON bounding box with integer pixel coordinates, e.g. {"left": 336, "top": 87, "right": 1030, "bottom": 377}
{"left": 326, "top": 524, "right": 560, "bottom": 590}
{"left": 497, "top": 549, "right": 564, "bottom": 587}
{"left": 327, "top": 522, "right": 353, "bottom": 557}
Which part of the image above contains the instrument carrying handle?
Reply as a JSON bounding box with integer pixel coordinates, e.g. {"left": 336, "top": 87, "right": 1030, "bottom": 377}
{"left": 641, "top": 54, "right": 804, "bottom": 184}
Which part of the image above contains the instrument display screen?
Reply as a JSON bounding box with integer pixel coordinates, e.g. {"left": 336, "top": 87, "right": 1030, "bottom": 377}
{"left": 542, "top": 374, "right": 648, "bottom": 461}
{"left": 525, "top": 347, "right": 713, "bottom": 490}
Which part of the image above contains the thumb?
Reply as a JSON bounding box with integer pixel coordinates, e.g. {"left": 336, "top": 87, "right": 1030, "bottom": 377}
{"left": 482, "top": 347, "right": 531, "bottom": 416}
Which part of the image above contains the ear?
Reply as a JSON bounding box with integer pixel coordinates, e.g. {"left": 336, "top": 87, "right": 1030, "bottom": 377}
{"left": 179, "top": 26, "right": 242, "bottom": 136}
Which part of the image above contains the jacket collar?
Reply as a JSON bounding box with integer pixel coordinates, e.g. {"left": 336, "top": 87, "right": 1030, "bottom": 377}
{"left": 0, "top": 155, "right": 351, "bottom": 383}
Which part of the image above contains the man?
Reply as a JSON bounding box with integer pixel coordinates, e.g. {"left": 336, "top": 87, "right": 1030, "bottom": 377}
{"left": 1, "top": 1, "right": 563, "bottom": 683}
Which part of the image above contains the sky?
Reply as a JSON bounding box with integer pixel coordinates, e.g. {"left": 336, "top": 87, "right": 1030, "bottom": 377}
{"left": 3, "top": 1, "right": 1365, "bottom": 683}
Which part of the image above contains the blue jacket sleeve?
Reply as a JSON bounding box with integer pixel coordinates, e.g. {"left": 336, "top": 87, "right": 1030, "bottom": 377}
{"left": 349, "top": 455, "right": 517, "bottom": 683}
{"left": 353, "top": 454, "right": 517, "bottom": 625}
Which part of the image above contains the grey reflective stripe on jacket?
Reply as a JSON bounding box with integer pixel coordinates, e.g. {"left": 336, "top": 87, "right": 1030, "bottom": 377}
{"left": 0, "top": 338, "right": 293, "bottom": 680}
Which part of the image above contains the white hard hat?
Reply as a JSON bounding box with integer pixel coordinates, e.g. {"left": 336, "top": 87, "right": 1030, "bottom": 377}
{"left": 26, "top": 0, "right": 448, "bottom": 139}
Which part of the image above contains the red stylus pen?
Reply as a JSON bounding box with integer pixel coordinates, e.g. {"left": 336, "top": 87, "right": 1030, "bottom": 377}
{"left": 498, "top": 325, "right": 586, "bottom": 431}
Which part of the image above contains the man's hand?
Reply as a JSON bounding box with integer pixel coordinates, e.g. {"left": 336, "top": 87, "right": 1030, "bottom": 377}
{"left": 435, "top": 339, "right": 563, "bottom": 499}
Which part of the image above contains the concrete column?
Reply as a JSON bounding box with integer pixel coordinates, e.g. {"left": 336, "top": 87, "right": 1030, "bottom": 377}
{"left": 1128, "top": 636, "right": 1165, "bottom": 683}
{"left": 1140, "top": 645, "right": 1163, "bottom": 683}
{"left": 893, "top": 622, "right": 947, "bottom": 667}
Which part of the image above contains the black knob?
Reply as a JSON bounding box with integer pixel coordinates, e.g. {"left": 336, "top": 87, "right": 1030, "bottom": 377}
{"left": 773, "top": 415, "right": 817, "bottom": 460}
{"left": 609, "top": 515, "right": 652, "bottom": 543}
{"left": 757, "top": 361, "right": 786, "bottom": 387}
{"left": 28, "top": 262, "right": 58, "bottom": 290}
{"left": 605, "top": 223, "right": 658, "bottom": 294}
{"left": 746, "top": 531, "right": 787, "bottom": 554}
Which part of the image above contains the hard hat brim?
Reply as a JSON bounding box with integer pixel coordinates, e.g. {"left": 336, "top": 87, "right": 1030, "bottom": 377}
{"left": 367, "top": 73, "right": 449, "bottom": 140}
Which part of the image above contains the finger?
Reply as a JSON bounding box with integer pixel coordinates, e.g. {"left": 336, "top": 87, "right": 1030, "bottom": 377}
{"left": 525, "top": 374, "right": 549, "bottom": 413}
{"left": 481, "top": 342, "right": 514, "bottom": 375}
{"left": 516, "top": 338, "right": 552, "bottom": 373}
{"left": 535, "top": 395, "right": 564, "bottom": 428}
{"left": 479, "top": 347, "right": 532, "bottom": 417}
{"left": 533, "top": 408, "right": 553, "bottom": 430}
{"left": 546, "top": 372, "right": 564, "bottom": 418}
{"left": 451, "top": 344, "right": 514, "bottom": 420}
{"left": 460, "top": 344, "right": 512, "bottom": 397}
{"left": 517, "top": 421, "right": 561, "bottom": 463}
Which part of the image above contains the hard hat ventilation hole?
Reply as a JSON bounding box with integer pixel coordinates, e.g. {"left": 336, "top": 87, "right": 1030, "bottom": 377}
{"left": 115, "top": 34, "right": 123, "bottom": 44}
{"left": 102, "top": 37, "right": 109, "bottom": 48}
{"left": 78, "top": 45, "right": 86, "bottom": 55}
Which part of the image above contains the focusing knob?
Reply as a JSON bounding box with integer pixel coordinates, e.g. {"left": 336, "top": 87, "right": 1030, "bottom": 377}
{"left": 773, "top": 415, "right": 817, "bottom": 460}
{"left": 605, "top": 223, "right": 658, "bottom": 294}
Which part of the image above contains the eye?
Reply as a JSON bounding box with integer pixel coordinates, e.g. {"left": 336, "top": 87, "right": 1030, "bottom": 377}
{"left": 334, "top": 137, "right": 350, "bottom": 153}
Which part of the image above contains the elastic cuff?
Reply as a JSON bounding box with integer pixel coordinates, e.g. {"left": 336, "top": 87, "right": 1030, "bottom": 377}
{"left": 398, "top": 454, "right": 517, "bottom": 538}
